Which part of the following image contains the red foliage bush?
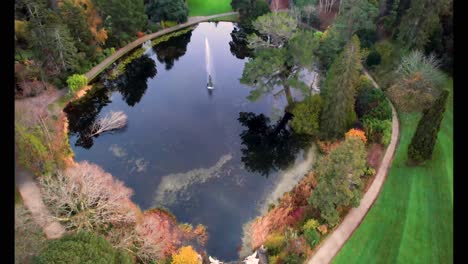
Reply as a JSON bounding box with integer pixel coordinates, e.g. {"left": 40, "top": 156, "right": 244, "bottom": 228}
{"left": 136, "top": 31, "right": 146, "bottom": 38}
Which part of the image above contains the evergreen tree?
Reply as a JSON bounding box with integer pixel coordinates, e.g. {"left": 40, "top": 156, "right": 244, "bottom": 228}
{"left": 407, "top": 89, "right": 449, "bottom": 164}
{"left": 20, "top": 0, "right": 80, "bottom": 78}
{"left": 146, "top": 0, "right": 189, "bottom": 24}
{"left": 335, "top": 0, "right": 379, "bottom": 41}
{"left": 95, "top": 0, "right": 147, "bottom": 45}
{"left": 396, "top": 0, "right": 451, "bottom": 50}
{"left": 320, "top": 35, "right": 362, "bottom": 139}
{"left": 59, "top": 0, "right": 98, "bottom": 67}
{"left": 308, "top": 136, "right": 367, "bottom": 226}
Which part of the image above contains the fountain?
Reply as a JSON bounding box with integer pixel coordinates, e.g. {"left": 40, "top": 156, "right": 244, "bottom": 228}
{"left": 142, "top": 40, "right": 152, "bottom": 52}
{"left": 205, "top": 36, "right": 214, "bottom": 89}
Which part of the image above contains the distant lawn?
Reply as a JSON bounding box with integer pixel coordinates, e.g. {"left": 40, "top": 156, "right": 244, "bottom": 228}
{"left": 333, "top": 79, "right": 453, "bottom": 264}
{"left": 187, "top": 0, "right": 232, "bottom": 16}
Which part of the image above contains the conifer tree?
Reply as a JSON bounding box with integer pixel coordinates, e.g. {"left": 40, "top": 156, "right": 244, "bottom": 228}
{"left": 407, "top": 89, "right": 449, "bottom": 164}
{"left": 320, "top": 35, "right": 362, "bottom": 139}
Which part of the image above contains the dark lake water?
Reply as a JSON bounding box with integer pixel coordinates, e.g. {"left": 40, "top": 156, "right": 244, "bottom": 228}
{"left": 65, "top": 22, "right": 313, "bottom": 261}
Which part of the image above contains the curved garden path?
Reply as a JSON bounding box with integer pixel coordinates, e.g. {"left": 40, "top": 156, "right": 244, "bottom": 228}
{"left": 15, "top": 162, "right": 65, "bottom": 239}
{"left": 307, "top": 69, "right": 400, "bottom": 264}
{"left": 85, "top": 12, "right": 238, "bottom": 82}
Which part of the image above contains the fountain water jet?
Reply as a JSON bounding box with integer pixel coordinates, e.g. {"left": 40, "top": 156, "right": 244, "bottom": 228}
{"left": 205, "top": 36, "right": 214, "bottom": 89}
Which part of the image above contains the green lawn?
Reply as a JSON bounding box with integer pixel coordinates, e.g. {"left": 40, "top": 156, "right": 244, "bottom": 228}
{"left": 187, "top": 0, "right": 233, "bottom": 16}
{"left": 333, "top": 79, "right": 453, "bottom": 264}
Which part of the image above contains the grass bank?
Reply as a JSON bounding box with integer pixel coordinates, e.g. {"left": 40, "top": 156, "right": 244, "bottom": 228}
{"left": 333, "top": 79, "right": 453, "bottom": 264}
{"left": 187, "top": 0, "right": 232, "bottom": 16}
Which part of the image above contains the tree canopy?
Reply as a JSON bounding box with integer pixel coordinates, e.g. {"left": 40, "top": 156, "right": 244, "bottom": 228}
{"left": 146, "top": 0, "right": 189, "bottom": 24}
{"left": 320, "top": 35, "right": 362, "bottom": 139}
{"left": 308, "top": 136, "right": 367, "bottom": 226}
{"left": 35, "top": 232, "right": 134, "bottom": 264}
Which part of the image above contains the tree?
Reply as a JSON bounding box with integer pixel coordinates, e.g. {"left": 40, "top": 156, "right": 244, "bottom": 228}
{"left": 247, "top": 12, "right": 298, "bottom": 49}
{"left": 94, "top": 0, "right": 147, "bottom": 45}
{"left": 35, "top": 232, "right": 134, "bottom": 264}
{"left": 66, "top": 74, "right": 87, "bottom": 94}
{"left": 320, "top": 36, "right": 362, "bottom": 139}
{"left": 231, "top": 0, "right": 270, "bottom": 29}
{"left": 39, "top": 161, "right": 138, "bottom": 232}
{"left": 171, "top": 246, "right": 200, "bottom": 264}
{"left": 397, "top": 0, "right": 451, "bottom": 50}
{"left": 146, "top": 0, "right": 188, "bottom": 24}
{"left": 290, "top": 95, "right": 323, "bottom": 137}
{"left": 407, "top": 89, "right": 449, "bottom": 164}
{"left": 308, "top": 136, "right": 367, "bottom": 226}
{"left": 241, "top": 13, "right": 320, "bottom": 107}
{"left": 20, "top": 0, "right": 80, "bottom": 77}
{"left": 90, "top": 111, "right": 128, "bottom": 137}
{"left": 334, "top": 0, "right": 379, "bottom": 41}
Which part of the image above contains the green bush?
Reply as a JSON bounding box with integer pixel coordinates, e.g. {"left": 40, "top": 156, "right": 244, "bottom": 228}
{"left": 363, "top": 118, "right": 392, "bottom": 145}
{"left": 364, "top": 99, "right": 392, "bottom": 121}
{"left": 34, "top": 232, "right": 133, "bottom": 264}
{"left": 264, "top": 233, "right": 287, "bottom": 256}
{"left": 303, "top": 227, "right": 321, "bottom": 247}
{"left": 290, "top": 94, "right": 323, "bottom": 137}
{"left": 302, "top": 218, "right": 320, "bottom": 231}
{"left": 356, "top": 87, "right": 391, "bottom": 120}
{"left": 66, "top": 74, "right": 87, "bottom": 94}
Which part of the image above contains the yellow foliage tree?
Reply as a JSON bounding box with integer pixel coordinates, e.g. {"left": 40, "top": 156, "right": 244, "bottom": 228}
{"left": 345, "top": 128, "right": 367, "bottom": 143}
{"left": 171, "top": 246, "right": 200, "bottom": 264}
{"left": 71, "top": 0, "right": 108, "bottom": 45}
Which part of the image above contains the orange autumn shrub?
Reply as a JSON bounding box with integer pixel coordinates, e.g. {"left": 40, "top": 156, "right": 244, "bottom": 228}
{"left": 345, "top": 128, "right": 367, "bottom": 143}
{"left": 316, "top": 140, "right": 342, "bottom": 154}
{"left": 171, "top": 246, "right": 200, "bottom": 264}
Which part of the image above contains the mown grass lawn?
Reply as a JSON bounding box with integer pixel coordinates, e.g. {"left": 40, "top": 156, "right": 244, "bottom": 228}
{"left": 333, "top": 79, "right": 453, "bottom": 264}
{"left": 187, "top": 0, "right": 232, "bottom": 16}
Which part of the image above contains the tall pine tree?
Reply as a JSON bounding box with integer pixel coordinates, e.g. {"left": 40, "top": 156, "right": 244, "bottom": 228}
{"left": 320, "top": 35, "right": 362, "bottom": 139}
{"left": 407, "top": 89, "right": 449, "bottom": 164}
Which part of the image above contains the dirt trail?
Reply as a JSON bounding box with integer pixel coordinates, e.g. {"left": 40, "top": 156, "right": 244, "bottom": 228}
{"left": 15, "top": 164, "right": 65, "bottom": 239}
{"left": 307, "top": 69, "right": 400, "bottom": 264}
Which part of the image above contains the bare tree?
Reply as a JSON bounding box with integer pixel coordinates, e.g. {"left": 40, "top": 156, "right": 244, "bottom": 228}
{"left": 90, "top": 111, "right": 128, "bottom": 137}
{"left": 39, "top": 161, "right": 137, "bottom": 232}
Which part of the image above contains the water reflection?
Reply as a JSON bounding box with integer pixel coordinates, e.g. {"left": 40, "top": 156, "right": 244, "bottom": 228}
{"left": 229, "top": 26, "right": 253, "bottom": 60}
{"left": 64, "top": 85, "right": 111, "bottom": 149}
{"left": 153, "top": 30, "right": 192, "bottom": 70}
{"left": 237, "top": 112, "right": 309, "bottom": 177}
{"left": 111, "top": 54, "right": 157, "bottom": 107}
{"left": 65, "top": 54, "right": 157, "bottom": 148}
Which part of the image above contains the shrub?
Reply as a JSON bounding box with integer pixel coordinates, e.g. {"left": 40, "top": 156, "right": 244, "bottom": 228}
{"left": 362, "top": 118, "right": 392, "bottom": 145}
{"left": 269, "top": 255, "right": 280, "bottom": 264}
{"left": 364, "top": 99, "right": 392, "bottom": 120}
{"left": 171, "top": 246, "right": 200, "bottom": 264}
{"left": 374, "top": 40, "right": 395, "bottom": 66}
{"left": 34, "top": 232, "right": 133, "bottom": 264}
{"left": 264, "top": 232, "right": 287, "bottom": 256}
{"left": 366, "top": 50, "right": 381, "bottom": 68}
{"left": 317, "top": 224, "right": 328, "bottom": 235}
{"left": 290, "top": 94, "right": 323, "bottom": 137}
{"left": 345, "top": 129, "right": 367, "bottom": 143}
{"left": 355, "top": 87, "right": 387, "bottom": 118}
{"left": 303, "top": 228, "right": 320, "bottom": 247}
{"left": 302, "top": 219, "right": 319, "bottom": 231}
{"left": 396, "top": 50, "right": 445, "bottom": 92}
{"left": 66, "top": 74, "right": 87, "bottom": 94}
